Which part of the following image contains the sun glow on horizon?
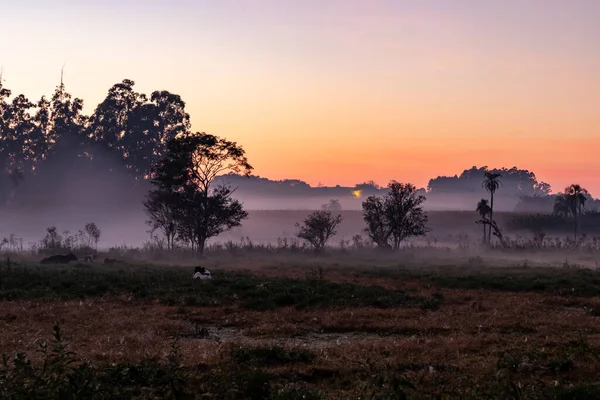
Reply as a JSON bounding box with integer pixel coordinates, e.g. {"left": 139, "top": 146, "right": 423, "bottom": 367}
{"left": 1, "top": 0, "right": 600, "bottom": 195}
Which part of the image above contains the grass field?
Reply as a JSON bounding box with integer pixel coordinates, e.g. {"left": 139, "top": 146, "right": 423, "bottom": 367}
{"left": 1, "top": 251, "right": 600, "bottom": 399}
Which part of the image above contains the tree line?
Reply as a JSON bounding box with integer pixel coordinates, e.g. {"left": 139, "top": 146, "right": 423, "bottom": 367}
{"left": 0, "top": 78, "right": 189, "bottom": 205}
{"left": 1, "top": 76, "right": 584, "bottom": 207}
{"left": 1, "top": 76, "right": 597, "bottom": 253}
{"left": 476, "top": 172, "right": 593, "bottom": 244}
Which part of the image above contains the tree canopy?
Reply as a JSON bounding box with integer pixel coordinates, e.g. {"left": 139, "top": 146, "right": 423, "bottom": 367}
{"left": 428, "top": 166, "right": 551, "bottom": 197}
{"left": 362, "top": 182, "right": 429, "bottom": 250}
{"left": 0, "top": 78, "right": 191, "bottom": 206}
{"left": 144, "top": 133, "right": 253, "bottom": 254}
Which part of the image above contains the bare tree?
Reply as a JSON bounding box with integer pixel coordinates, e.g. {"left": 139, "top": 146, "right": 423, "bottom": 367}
{"left": 143, "top": 189, "right": 178, "bottom": 250}
{"left": 295, "top": 210, "right": 343, "bottom": 251}
{"left": 84, "top": 222, "right": 101, "bottom": 249}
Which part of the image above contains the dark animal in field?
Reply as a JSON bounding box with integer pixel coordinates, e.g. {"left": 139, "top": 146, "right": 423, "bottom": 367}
{"left": 193, "top": 266, "right": 212, "bottom": 280}
{"left": 40, "top": 253, "right": 78, "bottom": 265}
{"left": 104, "top": 258, "right": 119, "bottom": 265}
{"left": 83, "top": 254, "right": 95, "bottom": 263}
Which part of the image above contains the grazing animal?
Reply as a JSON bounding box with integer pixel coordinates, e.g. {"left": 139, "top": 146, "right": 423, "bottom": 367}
{"left": 193, "top": 266, "right": 212, "bottom": 280}
{"left": 83, "top": 254, "right": 95, "bottom": 263}
{"left": 104, "top": 258, "right": 118, "bottom": 265}
{"left": 40, "top": 253, "right": 78, "bottom": 265}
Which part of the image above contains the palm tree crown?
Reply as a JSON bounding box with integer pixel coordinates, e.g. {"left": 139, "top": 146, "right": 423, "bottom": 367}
{"left": 564, "top": 184, "right": 588, "bottom": 215}
{"left": 482, "top": 172, "right": 502, "bottom": 193}
{"left": 476, "top": 198, "right": 491, "bottom": 218}
{"left": 476, "top": 198, "right": 491, "bottom": 244}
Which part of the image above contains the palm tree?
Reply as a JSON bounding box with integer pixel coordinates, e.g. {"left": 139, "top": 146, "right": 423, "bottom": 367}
{"left": 563, "top": 184, "right": 588, "bottom": 240}
{"left": 476, "top": 198, "right": 491, "bottom": 244}
{"left": 482, "top": 171, "right": 502, "bottom": 244}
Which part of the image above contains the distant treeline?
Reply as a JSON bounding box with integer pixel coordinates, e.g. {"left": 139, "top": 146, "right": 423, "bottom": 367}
{"left": 0, "top": 78, "right": 596, "bottom": 211}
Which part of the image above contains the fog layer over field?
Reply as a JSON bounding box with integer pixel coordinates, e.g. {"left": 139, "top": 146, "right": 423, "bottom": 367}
{"left": 1, "top": 155, "right": 597, "bottom": 249}
{"left": 0, "top": 182, "right": 593, "bottom": 249}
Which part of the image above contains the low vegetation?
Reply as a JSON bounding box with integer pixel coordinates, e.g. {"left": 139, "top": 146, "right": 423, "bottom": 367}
{"left": 1, "top": 256, "right": 600, "bottom": 398}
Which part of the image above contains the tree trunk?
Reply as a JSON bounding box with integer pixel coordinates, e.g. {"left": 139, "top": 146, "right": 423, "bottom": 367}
{"left": 574, "top": 211, "right": 578, "bottom": 241}
{"left": 482, "top": 221, "right": 487, "bottom": 244}
{"left": 197, "top": 236, "right": 206, "bottom": 256}
{"left": 488, "top": 193, "right": 494, "bottom": 245}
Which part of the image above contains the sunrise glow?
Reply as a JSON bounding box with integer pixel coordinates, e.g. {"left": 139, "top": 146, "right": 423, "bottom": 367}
{"left": 2, "top": 0, "right": 599, "bottom": 194}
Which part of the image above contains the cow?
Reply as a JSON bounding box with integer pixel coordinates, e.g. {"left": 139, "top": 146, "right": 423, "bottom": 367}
{"left": 83, "top": 254, "right": 95, "bottom": 263}
{"left": 40, "top": 253, "right": 78, "bottom": 265}
{"left": 193, "top": 266, "right": 212, "bottom": 280}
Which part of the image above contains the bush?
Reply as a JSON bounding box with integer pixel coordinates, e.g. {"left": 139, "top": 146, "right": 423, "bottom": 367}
{"left": 295, "top": 210, "right": 342, "bottom": 251}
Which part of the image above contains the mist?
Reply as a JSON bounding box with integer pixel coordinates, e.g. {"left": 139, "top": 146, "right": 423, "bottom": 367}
{"left": 1, "top": 78, "right": 597, "bottom": 251}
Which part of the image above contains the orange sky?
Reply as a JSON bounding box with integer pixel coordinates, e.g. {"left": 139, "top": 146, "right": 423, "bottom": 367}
{"left": 2, "top": 1, "right": 600, "bottom": 194}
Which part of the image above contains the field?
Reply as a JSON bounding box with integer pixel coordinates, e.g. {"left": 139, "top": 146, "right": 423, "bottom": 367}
{"left": 1, "top": 249, "right": 600, "bottom": 399}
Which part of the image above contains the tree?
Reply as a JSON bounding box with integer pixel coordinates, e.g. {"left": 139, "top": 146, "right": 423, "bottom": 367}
{"left": 476, "top": 198, "right": 491, "bottom": 244}
{"left": 143, "top": 189, "right": 178, "bottom": 250}
{"left": 362, "top": 182, "right": 428, "bottom": 250}
{"left": 557, "top": 184, "right": 589, "bottom": 240}
{"left": 482, "top": 171, "right": 502, "bottom": 244}
{"left": 178, "top": 185, "right": 248, "bottom": 253}
{"left": 147, "top": 132, "right": 253, "bottom": 255}
{"left": 0, "top": 85, "right": 41, "bottom": 204}
{"left": 322, "top": 199, "right": 342, "bottom": 212}
{"left": 89, "top": 80, "right": 190, "bottom": 179}
{"left": 428, "top": 166, "right": 550, "bottom": 197}
{"left": 553, "top": 194, "right": 572, "bottom": 219}
{"left": 295, "top": 210, "right": 343, "bottom": 251}
{"left": 84, "top": 222, "right": 101, "bottom": 249}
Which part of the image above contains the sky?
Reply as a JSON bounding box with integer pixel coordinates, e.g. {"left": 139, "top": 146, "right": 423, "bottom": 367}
{"left": 2, "top": 0, "right": 600, "bottom": 194}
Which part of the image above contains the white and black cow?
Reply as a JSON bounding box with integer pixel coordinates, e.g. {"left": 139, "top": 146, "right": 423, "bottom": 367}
{"left": 193, "top": 266, "right": 212, "bottom": 280}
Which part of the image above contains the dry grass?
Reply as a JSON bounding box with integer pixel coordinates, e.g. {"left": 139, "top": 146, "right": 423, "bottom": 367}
{"left": 2, "top": 261, "right": 600, "bottom": 398}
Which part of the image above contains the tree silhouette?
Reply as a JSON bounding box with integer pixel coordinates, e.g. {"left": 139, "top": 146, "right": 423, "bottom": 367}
{"left": 147, "top": 133, "right": 253, "bottom": 255}
{"left": 143, "top": 189, "right": 178, "bottom": 250}
{"left": 295, "top": 210, "right": 343, "bottom": 251}
{"left": 362, "top": 182, "right": 428, "bottom": 250}
{"left": 553, "top": 194, "right": 572, "bottom": 219}
{"left": 429, "top": 166, "right": 550, "bottom": 197}
{"left": 47, "top": 80, "right": 87, "bottom": 159}
{"left": 482, "top": 171, "right": 502, "bottom": 244}
{"left": 475, "top": 198, "right": 491, "bottom": 244}
{"left": 84, "top": 222, "right": 101, "bottom": 249}
{"left": 89, "top": 80, "right": 190, "bottom": 179}
{"left": 559, "top": 184, "right": 589, "bottom": 240}
{"left": 322, "top": 199, "right": 342, "bottom": 212}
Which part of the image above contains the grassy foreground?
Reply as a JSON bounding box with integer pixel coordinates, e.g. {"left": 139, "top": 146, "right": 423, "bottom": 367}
{"left": 1, "top": 258, "right": 600, "bottom": 399}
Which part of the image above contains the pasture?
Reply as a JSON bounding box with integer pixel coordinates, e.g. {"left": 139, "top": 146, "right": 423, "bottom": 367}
{"left": 1, "top": 250, "right": 600, "bottom": 399}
